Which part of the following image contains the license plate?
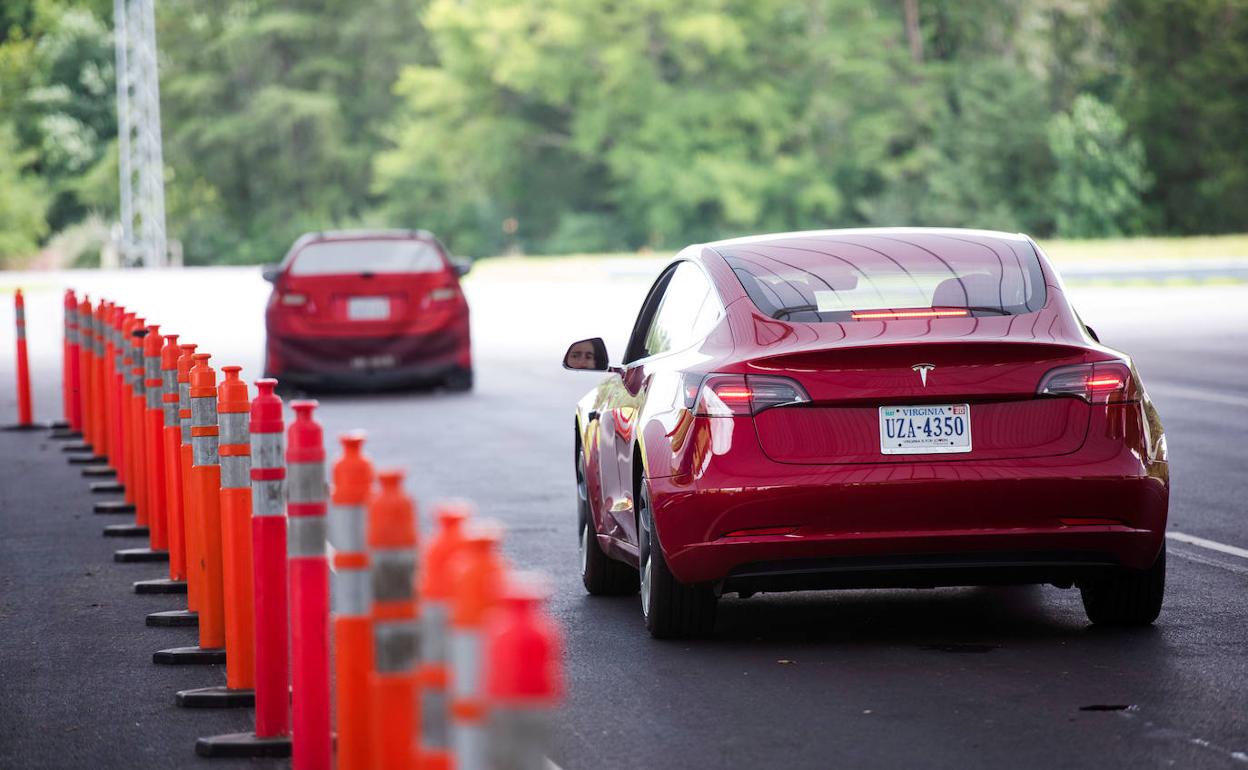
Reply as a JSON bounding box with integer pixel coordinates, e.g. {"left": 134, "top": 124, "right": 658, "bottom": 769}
{"left": 347, "top": 296, "right": 390, "bottom": 321}
{"left": 879, "top": 404, "right": 972, "bottom": 455}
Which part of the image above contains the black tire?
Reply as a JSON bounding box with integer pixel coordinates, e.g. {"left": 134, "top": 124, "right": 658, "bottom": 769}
{"left": 638, "top": 480, "right": 717, "bottom": 638}
{"left": 1080, "top": 547, "right": 1165, "bottom": 625}
{"left": 444, "top": 367, "right": 474, "bottom": 392}
{"left": 577, "top": 448, "right": 637, "bottom": 596}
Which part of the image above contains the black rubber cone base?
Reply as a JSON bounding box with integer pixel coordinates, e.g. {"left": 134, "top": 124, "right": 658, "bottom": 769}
{"left": 94, "top": 499, "right": 134, "bottom": 514}
{"left": 146, "top": 609, "right": 198, "bottom": 627}
{"left": 62, "top": 442, "right": 92, "bottom": 453}
{"left": 82, "top": 465, "right": 115, "bottom": 477}
{"left": 48, "top": 420, "right": 70, "bottom": 430}
{"left": 134, "top": 577, "right": 186, "bottom": 594}
{"left": 114, "top": 547, "right": 168, "bottom": 563}
{"left": 2, "top": 423, "right": 46, "bottom": 432}
{"left": 153, "top": 645, "right": 224, "bottom": 665}
{"left": 89, "top": 481, "right": 124, "bottom": 494}
{"left": 103, "top": 523, "right": 148, "bottom": 538}
{"left": 177, "top": 686, "right": 255, "bottom": 709}
{"left": 196, "top": 732, "right": 291, "bottom": 759}
{"left": 50, "top": 430, "right": 80, "bottom": 441}
{"left": 68, "top": 454, "right": 103, "bottom": 465}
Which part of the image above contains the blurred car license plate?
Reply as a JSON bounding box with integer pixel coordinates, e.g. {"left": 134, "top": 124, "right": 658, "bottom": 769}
{"left": 347, "top": 296, "right": 389, "bottom": 321}
{"left": 879, "top": 404, "right": 971, "bottom": 455}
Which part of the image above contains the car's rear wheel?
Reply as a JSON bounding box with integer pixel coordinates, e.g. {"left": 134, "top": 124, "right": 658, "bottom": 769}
{"left": 638, "top": 480, "right": 717, "bottom": 639}
{"left": 443, "top": 367, "right": 473, "bottom": 392}
{"left": 1079, "top": 547, "right": 1165, "bottom": 625}
{"left": 577, "top": 448, "right": 636, "bottom": 596}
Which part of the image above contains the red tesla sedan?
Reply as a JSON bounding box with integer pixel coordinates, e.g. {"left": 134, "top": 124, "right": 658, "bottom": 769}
{"left": 564, "top": 228, "right": 1168, "bottom": 638}
{"left": 263, "top": 230, "right": 473, "bottom": 390}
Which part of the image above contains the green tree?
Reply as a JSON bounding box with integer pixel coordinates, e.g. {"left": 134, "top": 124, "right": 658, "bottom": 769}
{"left": 0, "top": 122, "right": 53, "bottom": 263}
{"left": 1048, "top": 94, "right": 1150, "bottom": 237}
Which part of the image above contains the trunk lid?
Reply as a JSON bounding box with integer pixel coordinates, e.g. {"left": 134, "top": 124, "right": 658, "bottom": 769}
{"left": 747, "top": 340, "right": 1093, "bottom": 464}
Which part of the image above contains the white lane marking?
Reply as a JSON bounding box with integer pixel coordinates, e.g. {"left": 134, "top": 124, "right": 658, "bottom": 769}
{"left": 1149, "top": 384, "right": 1248, "bottom": 408}
{"left": 1166, "top": 531, "right": 1248, "bottom": 560}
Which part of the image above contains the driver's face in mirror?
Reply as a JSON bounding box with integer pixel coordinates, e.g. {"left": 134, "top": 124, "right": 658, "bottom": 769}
{"left": 565, "top": 340, "right": 599, "bottom": 370}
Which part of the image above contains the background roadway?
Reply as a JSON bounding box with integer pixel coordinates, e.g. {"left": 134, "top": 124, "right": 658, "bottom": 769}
{"left": 1, "top": 265, "right": 1246, "bottom": 768}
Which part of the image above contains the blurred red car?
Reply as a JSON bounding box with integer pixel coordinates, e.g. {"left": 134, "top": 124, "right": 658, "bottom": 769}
{"left": 564, "top": 228, "right": 1168, "bottom": 638}
{"left": 263, "top": 230, "right": 473, "bottom": 390}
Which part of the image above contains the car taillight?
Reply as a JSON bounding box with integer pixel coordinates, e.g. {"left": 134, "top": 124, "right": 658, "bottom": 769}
{"left": 694, "top": 374, "right": 810, "bottom": 417}
{"left": 280, "top": 292, "right": 307, "bottom": 306}
{"left": 1037, "top": 361, "right": 1135, "bottom": 404}
{"left": 429, "top": 287, "right": 458, "bottom": 302}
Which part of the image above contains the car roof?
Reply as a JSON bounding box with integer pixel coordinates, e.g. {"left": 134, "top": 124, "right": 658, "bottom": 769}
{"left": 281, "top": 229, "right": 446, "bottom": 265}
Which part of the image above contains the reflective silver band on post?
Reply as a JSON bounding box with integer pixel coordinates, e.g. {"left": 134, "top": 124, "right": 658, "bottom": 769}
{"left": 15, "top": 307, "right": 25, "bottom": 339}
{"left": 420, "top": 601, "right": 449, "bottom": 665}
{"left": 328, "top": 503, "right": 367, "bottom": 554}
{"left": 287, "top": 461, "right": 327, "bottom": 504}
{"left": 145, "top": 356, "right": 161, "bottom": 408}
{"left": 219, "top": 411, "right": 249, "bottom": 446}
{"left": 374, "top": 620, "right": 421, "bottom": 673}
{"left": 162, "top": 371, "right": 179, "bottom": 426}
{"left": 191, "top": 396, "right": 219, "bottom": 468}
{"left": 252, "top": 479, "right": 285, "bottom": 517}
{"left": 335, "top": 568, "right": 371, "bottom": 616}
{"left": 287, "top": 514, "right": 326, "bottom": 557}
{"left": 450, "top": 631, "right": 483, "bottom": 699}
{"left": 421, "top": 688, "right": 450, "bottom": 749}
{"left": 221, "top": 454, "right": 250, "bottom": 489}
{"left": 251, "top": 431, "right": 284, "bottom": 470}
{"left": 179, "top": 383, "right": 192, "bottom": 442}
{"left": 371, "top": 549, "right": 417, "bottom": 603}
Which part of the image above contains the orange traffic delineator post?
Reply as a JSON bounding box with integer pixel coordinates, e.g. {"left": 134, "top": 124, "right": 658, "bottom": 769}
{"left": 103, "top": 324, "right": 152, "bottom": 539}
{"left": 419, "top": 501, "right": 470, "bottom": 770}
{"left": 450, "top": 525, "right": 506, "bottom": 770}
{"left": 484, "top": 574, "right": 564, "bottom": 770}
{"left": 330, "top": 433, "right": 375, "bottom": 770}
{"left": 153, "top": 353, "right": 225, "bottom": 664}
{"left": 64, "top": 289, "right": 82, "bottom": 434}
{"left": 135, "top": 329, "right": 188, "bottom": 589}
{"left": 4, "top": 288, "right": 37, "bottom": 431}
{"left": 369, "top": 469, "right": 420, "bottom": 770}
{"left": 116, "top": 325, "right": 171, "bottom": 563}
{"left": 178, "top": 366, "right": 256, "bottom": 708}
{"left": 61, "top": 295, "right": 94, "bottom": 451}
{"left": 145, "top": 342, "right": 201, "bottom": 625}
{"left": 196, "top": 378, "right": 291, "bottom": 758}
{"left": 134, "top": 332, "right": 189, "bottom": 593}
{"left": 77, "top": 296, "right": 95, "bottom": 451}
{"left": 90, "top": 301, "right": 109, "bottom": 458}
{"left": 92, "top": 304, "right": 132, "bottom": 505}
{"left": 286, "top": 400, "right": 332, "bottom": 770}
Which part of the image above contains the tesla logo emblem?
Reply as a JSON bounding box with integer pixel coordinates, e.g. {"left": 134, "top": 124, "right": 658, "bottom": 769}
{"left": 912, "top": 363, "right": 936, "bottom": 386}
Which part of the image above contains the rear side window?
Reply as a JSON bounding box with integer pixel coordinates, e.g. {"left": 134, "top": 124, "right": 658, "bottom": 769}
{"left": 288, "top": 240, "right": 445, "bottom": 276}
{"left": 642, "top": 262, "right": 722, "bottom": 358}
{"left": 722, "top": 236, "right": 1046, "bottom": 321}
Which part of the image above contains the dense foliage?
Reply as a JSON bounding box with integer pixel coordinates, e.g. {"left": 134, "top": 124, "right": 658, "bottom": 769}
{"left": 1, "top": 0, "right": 1246, "bottom": 264}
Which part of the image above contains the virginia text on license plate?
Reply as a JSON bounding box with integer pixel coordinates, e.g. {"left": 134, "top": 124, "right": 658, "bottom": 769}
{"left": 879, "top": 404, "right": 972, "bottom": 455}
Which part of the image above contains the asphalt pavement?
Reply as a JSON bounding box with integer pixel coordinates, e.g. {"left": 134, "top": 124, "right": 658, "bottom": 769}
{"left": 0, "top": 268, "right": 1246, "bottom": 769}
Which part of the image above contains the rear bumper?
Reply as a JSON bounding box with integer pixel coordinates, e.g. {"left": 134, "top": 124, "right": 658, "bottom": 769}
{"left": 649, "top": 445, "right": 1168, "bottom": 586}
{"left": 266, "top": 326, "right": 470, "bottom": 389}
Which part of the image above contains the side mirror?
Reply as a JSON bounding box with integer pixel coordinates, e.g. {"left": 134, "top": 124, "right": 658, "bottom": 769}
{"left": 261, "top": 264, "right": 282, "bottom": 283}
{"left": 563, "top": 337, "right": 610, "bottom": 372}
{"left": 451, "top": 257, "right": 471, "bottom": 278}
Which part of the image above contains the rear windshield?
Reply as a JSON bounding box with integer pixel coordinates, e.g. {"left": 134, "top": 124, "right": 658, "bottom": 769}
{"left": 288, "top": 239, "right": 445, "bottom": 276}
{"left": 722, "top": 237, "right": 1046, "bottom": 321}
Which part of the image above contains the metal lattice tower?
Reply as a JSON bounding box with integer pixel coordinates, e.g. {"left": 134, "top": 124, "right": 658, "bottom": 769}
{"left": 113, "top": 0, "right": 168, "bottom": 268}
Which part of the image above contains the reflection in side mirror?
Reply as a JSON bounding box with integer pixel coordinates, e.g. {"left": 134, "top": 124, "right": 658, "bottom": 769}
{"left": 563, "top": 337, "right": 609, "bottom": 371}
{"left": 452, "top": 257, "right": 471, "bottom": 278}
{"left": 261, "top": 264, "right": 281, "bottom": 283}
